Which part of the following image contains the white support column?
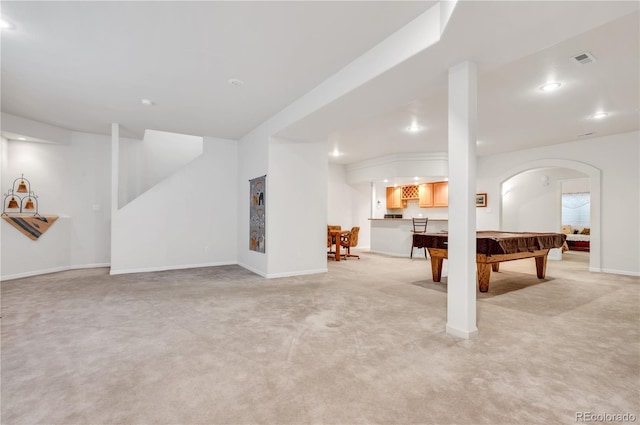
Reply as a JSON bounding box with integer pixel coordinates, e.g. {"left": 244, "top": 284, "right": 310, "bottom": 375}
{"left": 446, "top": 61, "right": 478, "bottom": 339}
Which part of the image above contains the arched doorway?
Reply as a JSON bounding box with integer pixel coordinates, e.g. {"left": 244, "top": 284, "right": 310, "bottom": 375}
{"left": 497, "top": 159, "right": 601, "bottom": 272}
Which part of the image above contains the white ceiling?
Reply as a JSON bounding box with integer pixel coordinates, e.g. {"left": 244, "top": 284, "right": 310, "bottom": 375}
{"left": 1, "top": 1, "right": 434, "bottom": 139}
{"left": 278, "top": 1, "right": 640, "bottom": 164}
{"left": 2, "top": 1, "right": 639, "bottom": 167}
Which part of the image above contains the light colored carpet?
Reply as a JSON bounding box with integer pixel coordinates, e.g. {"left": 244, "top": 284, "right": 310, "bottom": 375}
{"left": 1, "top": 251, "right": 638, "bottom": 424}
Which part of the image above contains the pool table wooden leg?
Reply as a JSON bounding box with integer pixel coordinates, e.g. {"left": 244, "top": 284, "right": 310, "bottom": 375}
{"left": 477, "top": 263, "right": 491, "bottom": 292}
{"left": 491, "top": 263, "right": 500, "bottom": 272}
{"left": 430, "top": 256, "right": 443, "bottom": 282}
{"left": 535, "top": 255, "right": 547, "bottom": 279}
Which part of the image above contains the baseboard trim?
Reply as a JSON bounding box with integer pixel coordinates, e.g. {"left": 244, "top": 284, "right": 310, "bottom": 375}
{"left": 70, "top": 263, "right": 111, "bottom": 270}
{"left": 446, "top": 324, "right": 479, "bottom": 340}
{"left": 237, "top": 262, "right": 267, "bottom": 278}
{"left": 2, "top": 263, "right": 111, "bottom": 281}
{"left": 2, "top": 266, "right": 71, "bottom": 281}
{"left": 236, "top": 263, "right": 327, "bottom": 279}
{"left": 266, "top": 268, "right": 327, "bottom": 279}
{"left": 109, "top": 261, "right": 237, "bottom": 276}
{"left": 598, "top": 267, "right": 640, "bottom": 277}
{"left": 369, "top": 250, "right": 410, "bottom": 258}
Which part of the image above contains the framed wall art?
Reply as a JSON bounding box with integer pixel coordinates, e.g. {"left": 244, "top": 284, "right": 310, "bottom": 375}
{"left": 249, "top": 175, "right": 266, "bottom": 253}
{"left": 475, "top": 193, "right": 487, "bottom": 207}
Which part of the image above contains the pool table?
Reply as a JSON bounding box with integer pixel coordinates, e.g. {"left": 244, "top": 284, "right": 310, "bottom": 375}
{"left": 412, "top": 231, "right": 567, "bottom": 292}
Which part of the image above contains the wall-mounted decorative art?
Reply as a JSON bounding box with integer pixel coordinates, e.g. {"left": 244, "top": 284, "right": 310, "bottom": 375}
{"left": 475, "top": 193, "right": 488, "bottom": 207}
{"left": 3, "top": 174, "right": 39, "bottom": 215}
{"left": 2, "top": 174, "right": 58, "bottom": 240}
{"left": 249, "top": 175, "right": 266, "bottom": 253}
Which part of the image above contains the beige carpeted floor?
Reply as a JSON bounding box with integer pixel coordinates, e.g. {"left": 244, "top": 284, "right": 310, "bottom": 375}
{"left": 1, "top": 251, "right": 638, "bottom": 425}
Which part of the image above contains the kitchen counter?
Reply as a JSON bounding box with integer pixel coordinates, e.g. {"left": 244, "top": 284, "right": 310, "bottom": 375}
{"left": 369, "top": 218, "right": 448, "bottom": 257}
{"left": 368, "top": 218, "right": 448, "bottom": 221}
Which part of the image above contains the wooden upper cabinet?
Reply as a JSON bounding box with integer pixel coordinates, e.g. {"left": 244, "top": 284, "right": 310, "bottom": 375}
{"left": 418, "top": 183, "right": 434, "bottom": 208}
{"left": 386, "top": 187, "right": 404, "bottom": 209}
{"left": 401, "top": 185, "right": 419, "bottom": 200}
{"left": 433, "top": 181, "right": 449, "bottom": 207}
{"left": 387, "top": 182, "right": 446, "bottom": 209}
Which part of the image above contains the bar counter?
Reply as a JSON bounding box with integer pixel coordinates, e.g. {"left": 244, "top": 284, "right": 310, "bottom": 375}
{"left": 369, "top": 218, "right": 447, "bottom": 257}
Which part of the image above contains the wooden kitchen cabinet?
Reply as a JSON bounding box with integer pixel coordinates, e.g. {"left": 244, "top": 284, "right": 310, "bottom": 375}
{"left": 418, "top": 183, "right": 434, "bottom": 207}
{"left": 386, "top": 187, "right": 405, "bottom": 209}
{"left": 433, "top": 181, "right": 449, "bottom": 207}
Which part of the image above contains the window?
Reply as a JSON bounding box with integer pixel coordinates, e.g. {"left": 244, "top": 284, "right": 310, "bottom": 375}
{"left": 562, "top": 192, "right": 590, "bottom": 227}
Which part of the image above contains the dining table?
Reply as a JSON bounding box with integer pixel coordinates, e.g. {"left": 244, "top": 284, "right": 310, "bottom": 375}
{"left": 329, "top": 229, "right": 349, "bottom": 261}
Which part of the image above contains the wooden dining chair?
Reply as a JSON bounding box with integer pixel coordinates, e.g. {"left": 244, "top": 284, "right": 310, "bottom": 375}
{"left": 410, "top": 217, "right": 428, "bottom": 259}
{"left": 339, "top": 226, "right": 360, "bottom": 259}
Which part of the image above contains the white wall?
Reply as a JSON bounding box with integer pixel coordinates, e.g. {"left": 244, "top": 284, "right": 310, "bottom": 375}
{"left": 328, "top": 172, "right": 450, "bottom": 250}
{"left": 237, "top": 130, "right": 269, "bottom": 276}
{"left": 110, "top": 136, "right": 237, "bottom": 274}
{"left": 68, "top": 132, "right": 112, "bottom": 267}
{"left": 118, "top": 130, "right": 203, "bottom": 207}
{"left": 501, "top": 167, "right": 586, "bottom": 232}
{"left": 350, "top": 182, "right": 372, "bottom": 249}
{"left": 1, "top": 136, "right": 74, "bottom": 279}
{"left": 1, "top": 123, "right": 113, "bottom": 279}
{"left": 477, "top": 131, "right": 640, "bottom": 276}
{"left": 346, "top": 152, "right": 448, "bottom": 184}
{"left": 267, "top": 138, "right": 327, "bottom": 277}
{"left": 237, "top": 6, "right": 446, "bottom": 277}
{"left": 562, "top": 177, "right": 590, "bottom": 194}
{"left": 2, "top": 140, "right": 72, "bottom": 215}
{"left": 327, "top": 164, "right": 353, "bottom": 226}
{"left": 327, "top": 163, "right": 371, "bottom": 249}
{"left": 118, "top": 137, "right": 144, "bottom": 208}
{"left": 1, "top": 217, "right": 72, "bottom": 278}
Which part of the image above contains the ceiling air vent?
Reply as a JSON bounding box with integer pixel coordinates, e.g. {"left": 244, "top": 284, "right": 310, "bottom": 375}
{"left": 573, "top": 51, "right": 597, "bottom": 65}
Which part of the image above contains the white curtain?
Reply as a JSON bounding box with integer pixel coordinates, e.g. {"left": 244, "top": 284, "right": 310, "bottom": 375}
{"left": 562, "top": 192, "right": 590, "bottom": 227}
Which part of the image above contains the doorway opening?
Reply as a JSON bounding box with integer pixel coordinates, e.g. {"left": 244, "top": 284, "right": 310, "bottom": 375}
{"left": 498, "top": 159, "right": 601, "bottom": 272}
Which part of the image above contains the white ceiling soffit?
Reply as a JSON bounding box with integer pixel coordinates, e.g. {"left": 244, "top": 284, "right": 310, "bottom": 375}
{"left": 0, "top": 1, "right": 435, "bottom": 139}
{"left": 251, "top": 1, "right": 452, "bottom": 143}
{"left": 276, "top": 1, "right": 639, "bottom": 165}
{"left": 0, "top": 131, "right": 52, "bottom": 144}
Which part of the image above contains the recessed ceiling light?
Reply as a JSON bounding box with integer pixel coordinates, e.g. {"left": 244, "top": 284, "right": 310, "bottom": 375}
{"left": 539, "top": 82, "right": 563, "bottom": 92}
{"left": 140, "top": 99, "right": 154, "bottom": 106}
{"left": 331, "top": 148, "right": 340, "bottom": 157}
{"left": 591, "top": 112, "right": 608, "bottom": 119}
{"left": 383, "top": 179, "right": 388, "bottom": 183}
{"left": 406, "top": 124, "right": 423, "bottom": 133}
{"left": 413, "top": 176, "right": 419, "bottom": 180}
{"left": 17, "top": 137, "right": 26, "bottom": 140}
{"left": 0, "top": 19, "right": 13, "bottom": 30}
{"left": 228, "top": 78, "right": 244, "bottom": 87}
